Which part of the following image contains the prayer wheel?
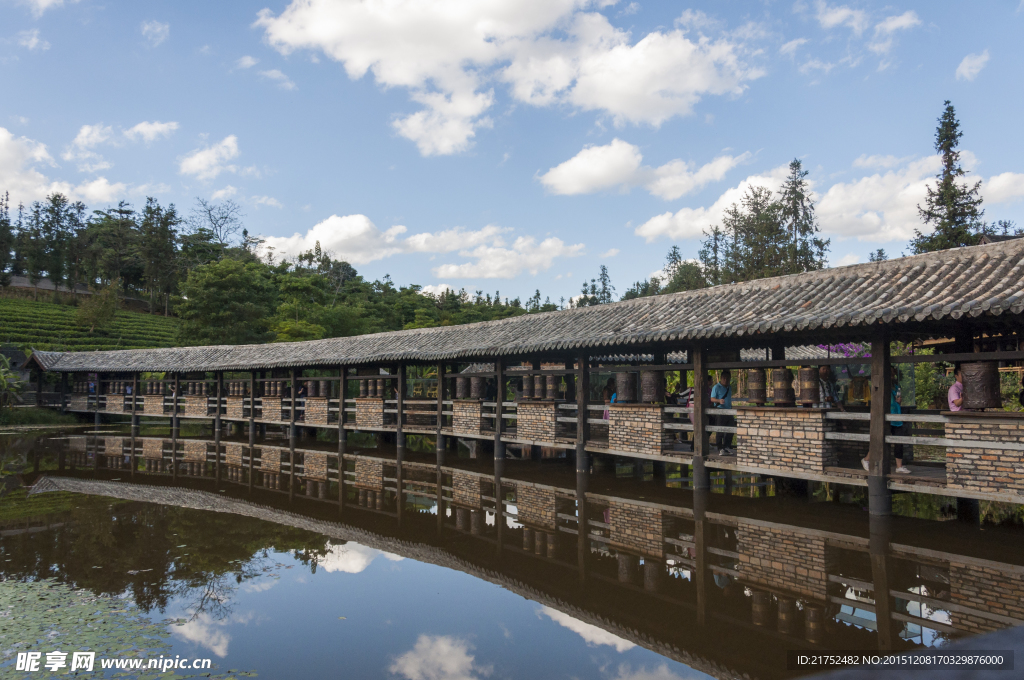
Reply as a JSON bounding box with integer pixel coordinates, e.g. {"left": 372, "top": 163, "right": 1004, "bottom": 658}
{"left": 640, "top": 370, "right": 665, "bottom": 403}
{"left": 615, "top": 372, "right": 636, "bottom": 403}
{"left": 470, "top": 376, "right": 484, "bottom": 399}
{"left": 771, "top": 368, "right": 795, "bottom": 405}
{"left": 804, "top": 605, "right": 824, "bottom": 644}
{"left": 456, "top": 376, "right": 470, "bottom": 399}
{"left": 521, "top": 375, "right": 533, "bottom": 399}
{"left": 307, "top": 380, "right": 317, "bottom": 397}
{"left": 360, "top": 380, "right": 368, "bottom": 397}
{"left": 188, "top": 382, "right": 195, "bottom": 396}
{"left": 747, "top": 368, "right": 767, "bottom": 405}
{"left": 751, "top": 590, "right": 773, "bottom": 627}
{"left": 320, "top": 380, "right": 329, "bottom": 398}
{"left": 962, "top": 361, "right": 1001, "bottom": 410}
{"left": 201, "top": 382, "right": 208, "bottom": 396}
{"left": 546, "top": 374, "right": 558, "bottom": 400}
{"left": 534, "top": 374, "right": 545, "bottom": 400}
{"left": 376, "top": 378, "right": 386, "bottom": 397}
{"left": 777, "top": 597, "right": 797, "bottom": 635}
{"left": 849, "top": 376, "right": 869, "bottom": 404}
{"left": 368, "top": 379, "right": 377, "bottom": 397}
{"left": 798, "top": 367, "right": 820, "bottom": 405}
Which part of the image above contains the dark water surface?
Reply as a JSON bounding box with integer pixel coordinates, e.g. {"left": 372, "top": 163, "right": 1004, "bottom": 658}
{"left": 3, "top": 426, "right": 1024, "bottom": 679}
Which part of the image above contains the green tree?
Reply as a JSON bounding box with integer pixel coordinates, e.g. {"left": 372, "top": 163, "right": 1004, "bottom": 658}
{"left": 778, "top": 159, "right": 829, "bottom": 272}
{"left": 138, "top": 198, "right": 181, "bottom": 315}
{"left": 0, "top": 193, "right": 13, "bottom": 286}
{"left": 177, "top": 259, "right": 276, "bottom": 345}
{"left": 87, "top": 202, "right": 143, "bottom": 291}
{"left": 869, "top": 248, "right": 888, "bottom": 262}
{"left": 911, "top": 101, "right": 985, "bottom": 253}
{"left": 76, "top": 283, "right": 121, "bottom": 333}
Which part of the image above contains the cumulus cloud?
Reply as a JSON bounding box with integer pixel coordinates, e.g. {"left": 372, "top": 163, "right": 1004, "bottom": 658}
{"left": 141, "top": 20, "right": 170, "bottom": 47}
{"left": 540, "top": 138, "right": 748, "bottom": 200}
{"left": 171, "top": 614, "right": 231, "bottom": 658}
{"left": 868, "top": 11, "right": 920, "bottom": 54}
{"left": 124, "top": 120, "right": 179, "bottom": 142}
{"left": 236, "top": 55, "right": 259, "bottom": 69}
{"left": 61, "top": 123, "right": 113, "bottom": 172}
{"left": 983, "top": 172, "right": 1024, "bottom": 204}
{"left": 253, "top": 195, "right": 284, "bottom": 208}
{"left": 420, "top": 283, "right": 454, "bottom": 296}
{"left": 779, "top": 38, "right": 807, "bottom": 55}
{"left": 956, "top": 50, "right": 989, "bottom": 81}
{"left": 17, "top": 29, "right": 50, "bottom": 51}
{"left": 318, "top": 542, "right": 404, "bottom": 574}
{"left": 20, "top": 0, "right": 76, "bottom": 17}
{"left": 1, "top": 126, "right": 126, "bottom": 204}
{"left": 814, "top": 1, "right": 869, "bottom": 35}
{"left": 635, "top": 164, "right": 790, "bottom": 242}
{"left": 212, "top": 185, "right": 237, "bottom": 200}
{"left": 179, "top": 135, "right": 240, "bottom": 180}
{"left": 255, "top": 2, "right": 762, "bottom": 156}
{"left": 261, "top": 215, "right": 581, "bottom": 278}
{"left": 538, "top": 606, "right": 635, "bottom": 652}
{"left": 260, "top": 68, "right": 297, "bottom": 90}
{"left": 390, "top": 635, "right": 492, "bottom": 680}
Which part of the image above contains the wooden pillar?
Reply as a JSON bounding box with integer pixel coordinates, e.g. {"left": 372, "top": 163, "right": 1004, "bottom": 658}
{"left": 59, "top": 372, "right": 66, "bottom": 414}
{"left": 338, "top": 366, "right": 347, "bottom": 452}
{"left": 493, "top": 358, "right": 505, "bottom": 460}
{"left": 214, "top": 371, "right": 223, "bottom": 481}
{"left": 563, "top": 357, "right": 575, "bottom": 401}
{"left": 249, "top": 370, "right": 257, "bottom": 444}
{"left": 36, "top": 367, "right": 43, "bottom": 406}
{"left": 868, "top": 332, "right": 892, "bottom": 516}
{"left": 436, "top": 362, "right": 446, "bottom": 461}
{"left": 692, "top": 344, "right": 710, "bottom": 490}
{"left": 396, "top": 363, "right": 405, "bottom": 448}
{"left": 289, "top": 368, "right": 296, "bottom": 500}
{"left": 575, "top": 352, "right": 589, "bottom": 476}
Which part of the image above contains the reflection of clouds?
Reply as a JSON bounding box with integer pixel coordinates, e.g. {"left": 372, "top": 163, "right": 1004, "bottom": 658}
{"left": 609, "top": 664, "right": 713, "bottom": 680}
{"left": 389, "top": 635, "right": 492, "bottom": 680}
{"left": 538, "top": 607, "right": 635, "bottom": 652}
{"left": 319, "top": 542, "right": 405, "bottom": 574}
{"left": 172, "top": 614, "right": 231, "bottom": 657}
{"left": 241, "top": 580, "right": 277, "bottom": 593}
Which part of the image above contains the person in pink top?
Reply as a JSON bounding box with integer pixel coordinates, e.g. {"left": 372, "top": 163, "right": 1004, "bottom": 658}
{"left": 948, "top": 366, "right": 964, "bottom": 411}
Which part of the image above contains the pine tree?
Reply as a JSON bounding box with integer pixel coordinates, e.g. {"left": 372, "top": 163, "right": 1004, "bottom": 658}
{"left": 911, "top": 101, "right": 985, "bottom": 253}
{"left": 0, "top": 193, "right": 13, "bottom": 286}
{"left": 778, "top": 159, "right": 829, "bottom": 272}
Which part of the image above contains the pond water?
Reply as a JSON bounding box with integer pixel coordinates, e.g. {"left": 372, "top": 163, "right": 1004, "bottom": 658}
{"left": 3, "top": 425, "right": 1024, "bottom": 679}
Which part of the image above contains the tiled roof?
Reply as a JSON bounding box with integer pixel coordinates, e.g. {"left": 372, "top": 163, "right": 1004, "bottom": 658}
{"left": 36, "top": 240, "right": 1024, "bottom": 373}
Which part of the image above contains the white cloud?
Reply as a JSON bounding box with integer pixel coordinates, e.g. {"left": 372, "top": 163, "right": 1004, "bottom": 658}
{"left": 868, "top": 11, "right": 920, "bottom": 54}
{"left": 814, "top": 1, "right": 869, "bottom": 35}
{"left": 236, "top": 55, "right": 259, "bottom": 69}
{"left": 212, "top": 185, "right": 237, "bottom": 200}
{"left": 799, "top": 58, "right": 835, "bottom": 75}
{"left": 390, "top": 635, "right": 491, "bottom": 680}
{"left": 607, "top": 664, "right": 702, "bottom": 680}
{"left": 318, "top": 542, "right": 404, "bottom": 574}
{"left": 20, "top": 0, "right": 76, "bottom": 17}
{"left": 836, "top": 253, "right": 860, "bottom": 266}
{"left": 141, "top": 20, "right": 170, "bottom": 47}
{"left": 124, "top": 120, "right": 179, "bottom": 142}
{"left": 538, "top": 606, "right": 635, "bottom": 652}
{"left": 540, "top": 138, "right": 747, "bottom": 200}
{"left": 635, "top": 164, "right": 790, "bottom": 242}
{"left": 254, "top": 195, "right": 284, "bottom": 208}
{"left": 17, "top": 29, "right": 49, "bottom": 51}
{"left": 780, "top": 38, "right": 807, "bottom": 55}
{"left": 1, "top": 126, "right": 126, "bottom": 205}
{"left": 260, "top": 69, "right": 297, "bottom": 90}
{"left": 61, "top": 123, "right": 113, "bottom": 172}
{"left": 984, "top": 172, "right": 1024, "bottom": 204}
{"left": 956, "top": 50, "right": 990, "bottom": 81}
{"left": 171, "top": 613, "right": 231, "bottom": 658}
{"left": 852, "top": 154, "right": 909, "bottom": 169}
{"left": 179, "top": 135, "right": 240, "bottom": 180}
{"left": 600, "top": 248, "right": 620, "bottom": 258}
{"left": 432, "top": 235, "right": 584, "bottom": 279}
{"left": 255, "top": 2, "right": 762, "bottom": 156}
{"left": 420, "top": 283, "right": 454, "bottom": 296}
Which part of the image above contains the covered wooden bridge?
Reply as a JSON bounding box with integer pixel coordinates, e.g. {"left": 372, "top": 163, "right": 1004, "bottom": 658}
{"left": 29, "top": 239, "right": 1024, "bottom": 514}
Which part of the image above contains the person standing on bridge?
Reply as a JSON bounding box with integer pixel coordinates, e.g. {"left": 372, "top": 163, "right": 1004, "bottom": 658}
{"left": 948, "top": 365, "right": 964, "bottom": 411}
{"left": 710, "top": 370, "right": 734, "bottom": 455}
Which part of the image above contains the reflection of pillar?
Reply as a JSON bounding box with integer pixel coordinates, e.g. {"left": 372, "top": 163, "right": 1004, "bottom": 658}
{"left": 957, "top": 498, "right": 980, "bottom": 525}
{"left": 535, "top": 531, "right": 547, "bottom": 556}
{"left": 870, "top": 514, "right": 894, "bottom": 651}
{"left": 778, "top": 597, "right": 797, "bottom": 635}
{"left": 306, "top": 480, "right": 315, "bottom": 496}
{"left": 523, "top": 527, "right": 534, "bottom": 552}
{"left": 617, "top": 553, "right": 639, "bottom": 584}
{"left": 359, "top": 489, "right": 367, "bottom": 507}
{"left": 751, "top": 590, "right": 772, "bottom": 627}
{"left": 694, "top": 488, "right": 709, "bottom": 626}
{"left": 470, "top": 509, "right": 483, "bottom": 535}
{"left": 456, "top": 507, "right": 469, "bottom": 531}
{"left": 643, "top": 559, "right": 662, "bottom": 592}
{"left": 546, "top": 531, "right": 558, "bottom": 558}
{"left": 375, "top": 491, "right": 384, "bottom": 510}
{"left": 493, "top": 456, "right": 504, "bottom": 557}
{"left": 804, "top": 605, "right": 824, "bottom": 644}
{"left": 576, "top": 469, "right": 589, "bottom": 585}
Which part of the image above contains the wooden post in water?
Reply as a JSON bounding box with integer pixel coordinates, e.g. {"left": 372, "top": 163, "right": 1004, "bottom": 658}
{"left": 494, "top": 358, "right": 505, "bottom": 460}
{"left": 691, "top": 345, "right": 710, "bottom": 490}
{"left": 575, "top": 352, "right": 589, "bottom": 476}
{"left": 869, "top": 514, "right": 895, "bottom": 650}
{"left": 249, "top": 370, "right": 256, "bottom": 491}
{"left": 693, "top": 488, "right": 709, "bottom": 626}
{"left": 396, "top": 362, "right": 405, "bottom": 449}
{"left": 289, "top": 368, "right": 297, "bottom": 501}
{"left": 868, "top": 332, "right": 892, "bottom": 516}
{"left": 59, "top": 371, "right": 66, "bottom": 414}
{"left": 214, "top": 371, "right": 222, "bottom": 481}
{"left": 131, "top": 372, "right": 139, "bottom": 437}
{"left": 338, "top": 365, "right": 347, "bottom": 511}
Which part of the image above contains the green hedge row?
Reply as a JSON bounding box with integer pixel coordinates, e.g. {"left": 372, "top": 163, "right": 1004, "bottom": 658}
{"left": 0, "top": 298, "right": 179, "bottom": 351}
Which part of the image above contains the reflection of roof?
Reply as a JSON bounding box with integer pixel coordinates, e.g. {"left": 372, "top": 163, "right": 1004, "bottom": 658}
{"left": 38, "top": 476, "right": 747, "bottom": 680}
{"left": 35, "top": 240, "right": 1024, "bottom": 373}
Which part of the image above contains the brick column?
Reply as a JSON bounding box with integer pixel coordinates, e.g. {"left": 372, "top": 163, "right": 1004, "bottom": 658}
{"left": 355, "top": 398, "right": 384, "bottom": 428}
{"left": 226, "top": 397, "right": 244, "bottom": 418}
{"left": 735, "top": 407, "right": 837, "bottom": 473}
{"left": 453, "top": 400, "right": 484, "bottom": 435}
{"left": 517, "top": 401, "right": 559, "bottom": 441}
{"left": 945, "top": 414, "right": 1024, "bottom": 495}
{"left": 609, "top": 403, "right": 674, "bottom": 455}
{"left": 305, "top": 397, "right": 330, "bottom": 424}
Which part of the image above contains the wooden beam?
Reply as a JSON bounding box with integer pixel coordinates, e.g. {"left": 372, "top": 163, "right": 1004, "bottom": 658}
{"left": 576, "top": 352, "right": 589, "bottom": 474}
{"left": 868, "top": 333, "right": 891, "bottom": 478}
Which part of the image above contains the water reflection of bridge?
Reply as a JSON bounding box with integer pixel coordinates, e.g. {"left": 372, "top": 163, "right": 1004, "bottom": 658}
{"left": 47, "top": 431, "right": 1024, "bottom": 678}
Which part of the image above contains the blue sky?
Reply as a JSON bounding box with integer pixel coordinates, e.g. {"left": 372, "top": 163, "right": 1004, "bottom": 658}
{"left": 2, "top": 0, "right": 1022, "bottom": 302}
